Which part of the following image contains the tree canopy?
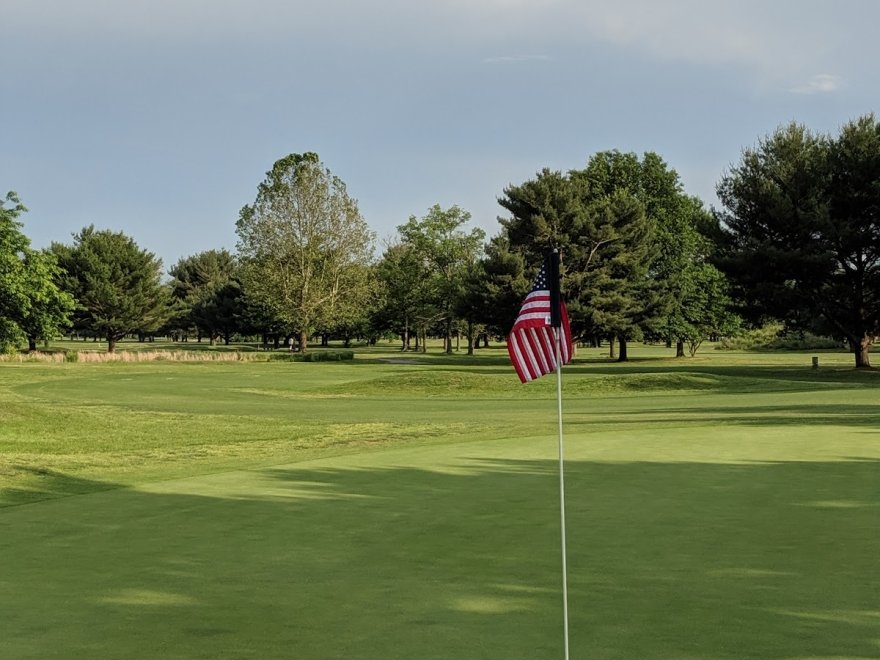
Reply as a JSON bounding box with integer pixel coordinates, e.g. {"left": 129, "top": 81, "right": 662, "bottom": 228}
{"left": 52, "top": 226, "right": 166, "bottom": 352}
{"left": 169, "top": 249, "right": 241, "bottom": 344}
{"left": 0, "top": 192, "right": 73, "bottom": 352}
{"left": 495, "top": 152, "right": 716, "bottom": 360}
{"left": 14, "top": 114, "right": 880, "bottom": 363}
{"left": 397, "top": 205, "right": 485, "bottom": 353}
{"left": 236, "top": 152, "right": 375, "bottom": 352}
{"left": 717, "top": 115, "right": 880, "bottom": 367}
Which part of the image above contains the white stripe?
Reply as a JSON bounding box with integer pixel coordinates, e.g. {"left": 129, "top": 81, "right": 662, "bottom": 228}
{"left": 518, "top": 329, "right": 543, "bottom": 379}
{"left": 509, "top": 333, "right": 532, "bottom": 382}
{"left": 524, "top": 290, "right": 550, "bottom": 300}
{"left": 516, "top": 311, "right": 552, "bottom": 324}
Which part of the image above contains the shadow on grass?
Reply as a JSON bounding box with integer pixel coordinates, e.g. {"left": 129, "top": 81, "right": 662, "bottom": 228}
{"left": 2, "top": 457, "right": 879, "bottom": 658}
{"left": 0, "top": 465, "right": 124, "bottom": 507}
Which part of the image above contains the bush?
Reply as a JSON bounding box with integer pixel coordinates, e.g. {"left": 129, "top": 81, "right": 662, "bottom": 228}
{"left": 302, "top": 350, "right": 354, "bottom": 362}
{"left": 268, "top": 350, "right": 355, "bottom": 362}
{"left": 718, "top": 323, "right": 842, "bottom": 351}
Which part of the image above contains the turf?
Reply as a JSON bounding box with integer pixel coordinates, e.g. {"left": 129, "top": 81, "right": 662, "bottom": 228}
{"left": 1, "top": 346, "right": 879, "bottom": 658}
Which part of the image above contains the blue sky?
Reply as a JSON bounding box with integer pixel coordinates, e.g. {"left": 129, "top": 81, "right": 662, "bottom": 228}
{"left": 3, "top": 0, "right": 879, "bottom": 270}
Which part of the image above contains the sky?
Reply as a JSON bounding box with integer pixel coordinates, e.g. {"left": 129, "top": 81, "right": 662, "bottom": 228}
{"left": 3, "top": 0, "right": 880, "bottom": 270}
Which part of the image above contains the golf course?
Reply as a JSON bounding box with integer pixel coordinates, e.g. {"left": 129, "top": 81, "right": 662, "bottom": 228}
{"left": 1, "top": 344, "right": 878, "bottom": 658}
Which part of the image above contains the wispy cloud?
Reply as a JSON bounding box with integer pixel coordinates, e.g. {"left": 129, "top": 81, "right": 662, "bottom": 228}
{"left": 483, "top": 55, "right": 552, "bottom": 64}
{"left": 789, "top": 73, "right": 844, "bottom": 95}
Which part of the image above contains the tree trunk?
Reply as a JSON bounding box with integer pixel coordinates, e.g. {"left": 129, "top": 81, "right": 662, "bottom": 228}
{"left": 445, "top": 317, "right": 453, "bottom": 354}
{"left": 299, "top": 330, "right": 308, "bottom": 354}
{"left": 617, "top": 336, "right": 628, "bottom": 362}
{"left": 854, "top": 334, "right": 872, "bottom": 368}
{"left": 28, "top": 337, "right": 37, "bottom": 352}
{"left": 108, "top": 336, "right": 117, "bottom": 353}
{"left": 609, "top": 336, "right": 616, "bottom": 360}
{"left": 675, "top": 340, "right": 685, "bottom": 358}
{"left": 466, "top": 320, "right": 474, "bottom": 356}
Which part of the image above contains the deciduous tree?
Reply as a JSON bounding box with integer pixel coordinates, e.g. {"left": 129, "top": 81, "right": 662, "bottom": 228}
{"left": 1, "top": 192, "right": 73, "bottom": 352}
{"left": 236, "top": 153, "right": 375, "bottom": 353}
{"left": 397, "top": 205, "right": 485, "bottom": 353}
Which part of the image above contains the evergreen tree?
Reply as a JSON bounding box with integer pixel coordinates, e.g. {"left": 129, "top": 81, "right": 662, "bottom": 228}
{"left": 52, "top": 226, "right": 166, "bottom": 352}
{"left": 169, "top": 249, "right": 239, "bottom": 344}
{"left": 717, "top": 116, "right": 880, "bottom": 367}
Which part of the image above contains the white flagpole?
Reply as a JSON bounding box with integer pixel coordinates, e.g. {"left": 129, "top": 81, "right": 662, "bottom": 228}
{"left": 555, "top": 326, "right": 570, "bottom": 660}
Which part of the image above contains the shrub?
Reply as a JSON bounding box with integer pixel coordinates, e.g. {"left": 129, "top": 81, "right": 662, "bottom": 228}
{"left": 302, "top": 350, "right": 354, "bottom": 362}
{"left": 717, "top": 323, "right": 842, "bottom": 351}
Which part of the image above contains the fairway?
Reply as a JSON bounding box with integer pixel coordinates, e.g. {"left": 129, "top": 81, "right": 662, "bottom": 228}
{"left": 2, "top": 348, "right": 879, "bottom": 658}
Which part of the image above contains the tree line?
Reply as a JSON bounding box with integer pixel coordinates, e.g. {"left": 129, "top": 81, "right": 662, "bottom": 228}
{"left": 4, "top": 114, "right": 880, "bottom": 367}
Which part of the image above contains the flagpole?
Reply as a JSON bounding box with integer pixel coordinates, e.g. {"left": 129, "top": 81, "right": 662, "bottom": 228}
{"left": 555, "top": 326, "right": 570, "bottom": 660}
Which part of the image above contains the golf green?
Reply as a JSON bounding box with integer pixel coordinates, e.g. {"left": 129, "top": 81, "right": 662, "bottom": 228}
{"left": 1, "top": 352, "right": 878, "bottom": 658}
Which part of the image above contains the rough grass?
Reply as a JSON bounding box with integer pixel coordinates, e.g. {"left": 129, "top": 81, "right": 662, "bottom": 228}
{"left": 1, "top": 347, "right": 879, "bottom": 658}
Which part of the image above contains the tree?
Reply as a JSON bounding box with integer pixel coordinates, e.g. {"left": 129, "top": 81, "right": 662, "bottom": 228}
{"left": 652, "top": 194, "right": 738, "bottom": 357}
{"left": 236, "top": 153, "right": 375, "bottom": 353}
{"left": 454, "top": 259, "right": 489, "bottom": 355}
{"left": 716, "top": 116, "right": 880, "bottom": 368}
{"left": 575, "top": 189, "right": 658, "bottom": 361}
{"left": 397, "top": 205, "right": 485, "bottom": 353}
{"left": 169, "top": 249, "right": 240, "bottom": 344}
{"left": 498, "top": 153, "right": 669, "bottom": 361}
{"left": 0, "top": 192, "right": 32, "bottom": 351}
{"left": 0, "top": 192, "right": 73, "bottom": 352}
{"left": 52, "top": 226, "right": 166, "bottom": 352}
{"left": 373, "top": 241, "right": 432, "bottom": 350}
{"left": 476, "top": 236, "right": 530, "bottom": 340}
{"left": 17, "top": 249, "right": 76, "bottom": 351}
{"left": 320, "top": 262, "right": 376, "bottom": 347}
{"left": 670, "top": 262, "right": 740, "bottom": 356}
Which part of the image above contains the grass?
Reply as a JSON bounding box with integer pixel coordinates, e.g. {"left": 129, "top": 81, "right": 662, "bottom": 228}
{"left": 1, "top": 345, "right": 879, "bottom": 658}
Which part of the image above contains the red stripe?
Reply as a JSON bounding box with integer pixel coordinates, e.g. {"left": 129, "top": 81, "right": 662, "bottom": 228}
{"left": 507, "top": 332, "right": 530, "bottom": 382}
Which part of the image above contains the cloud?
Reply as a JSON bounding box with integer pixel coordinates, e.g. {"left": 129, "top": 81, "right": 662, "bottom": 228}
{"left": 788, "top": 73, "right": 844, "bottom": 95}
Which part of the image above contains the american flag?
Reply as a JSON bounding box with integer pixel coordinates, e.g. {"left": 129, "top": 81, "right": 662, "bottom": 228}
{"left": 507, "top": 261, "right": 573, "bottom": 383}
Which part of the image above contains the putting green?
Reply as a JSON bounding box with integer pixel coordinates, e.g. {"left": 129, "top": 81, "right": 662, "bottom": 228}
{"left": 1, "top": 354, "right": 879, "bottom": 657}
